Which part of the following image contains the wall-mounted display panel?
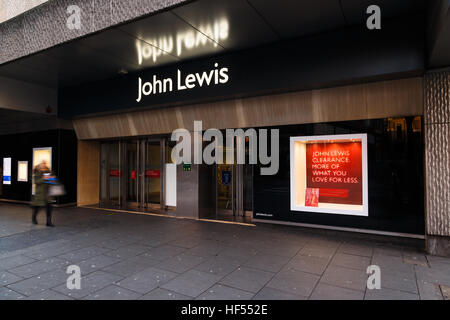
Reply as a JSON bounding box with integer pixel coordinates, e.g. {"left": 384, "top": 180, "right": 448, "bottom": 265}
{"left": 17, "top": 161, "right": 28, "bottom": 182}
{"left": 3, "top": 157, "right": 11, "bottom": 185}
{"left": 290, "top": 134, "right": 368, "bottom": 216}
{"left": 32, "top": 147, "right": 52, "bottom": 195}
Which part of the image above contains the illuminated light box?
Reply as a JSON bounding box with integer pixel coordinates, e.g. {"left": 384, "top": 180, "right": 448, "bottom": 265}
{"left": 290, "top": 134, "right": 368, "bottom": 216}
{"left": 17, "top": 161, "right": 28, "bottom": 182}
{"left": 32, "top": 147, "right": 52, "bottom": 195}
{"left": 3, "top": 158, "right": 11, "bottom": 185}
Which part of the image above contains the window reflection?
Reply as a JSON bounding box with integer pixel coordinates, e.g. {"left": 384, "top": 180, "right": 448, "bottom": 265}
{"left": 136, "top": 18, "right": 229, "bottom": 65}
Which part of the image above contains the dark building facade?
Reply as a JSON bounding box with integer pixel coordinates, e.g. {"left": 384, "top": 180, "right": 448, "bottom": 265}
{"left": 1, "top": 0, "right": 449, "bottom": 256}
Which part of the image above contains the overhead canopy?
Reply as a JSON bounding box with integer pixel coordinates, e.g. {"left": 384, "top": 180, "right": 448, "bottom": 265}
{"left": 0, "top": 0, "right": 426, "bottom": 89}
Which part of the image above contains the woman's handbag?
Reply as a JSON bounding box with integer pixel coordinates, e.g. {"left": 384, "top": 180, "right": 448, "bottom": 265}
{"left": 49, "top": 184, "right": 66, "bottom": 196}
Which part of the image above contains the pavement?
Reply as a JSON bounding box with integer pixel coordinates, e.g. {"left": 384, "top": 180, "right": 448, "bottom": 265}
{"left": 0, "top": 203, "right": 449, "bottom": 300}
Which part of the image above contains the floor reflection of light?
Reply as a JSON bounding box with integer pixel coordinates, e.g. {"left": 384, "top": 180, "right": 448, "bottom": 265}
{"left": 136, "top": 18, "right": 229, "bottom": 65}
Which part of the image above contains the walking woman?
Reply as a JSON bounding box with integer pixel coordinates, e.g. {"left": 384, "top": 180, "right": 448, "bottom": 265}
{"left": 31, "top": 161, "right": 54, "bottom": 227}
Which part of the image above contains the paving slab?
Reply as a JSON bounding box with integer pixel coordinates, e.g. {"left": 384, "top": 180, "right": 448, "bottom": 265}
{"left": 283, "top": 255, "right": 329, "bottom": 275}
{"left": 23, "top": 242, "right": 84, "bottom": 260}
{"left": 320, "top": 265, "right": 368, "bottom": 292}
{"left": 8, "top": 257, "right": 70, "bottom": 278}
{"left": 194, "top": 255, "right": 241, "bottom": 277}
{"left": 102, "top": 255, "right": 160, "bottom": 277}
{"left": 141, "top": 245, "right": 187, "bottom": 261}
{"left": 97, "top": 236, "right": 141, "bottom": 250}
{"left": 266, "top": 268, "right": 319, "bottom": 298}
{"left": 0, "top": 255, "right": 36, "bottom": 271}
{"left": 7, "top": 268, "right": 68, "bottom": 296}
{"left": 104, "top": 244, "right": 151, "bottom": 260}
{"left": 380, "top": 269, "right": 418, "bottom": 294}
{"left": 243, "top": 253, "right": 291, "bottom": 273}
{"left": 83, "top": 285, "right": 142, "bottom": 300}
{"left": 53, "top": 270, "right": 123, "bottom": 299}
{"left": 155, "top": 253, "right": 206, "bottom": 274}
{"left": 298, "top": 245, "right": 336, "bottom": 260}
{"left": 185, "top": 242, "right": 229, "bottom": 258}
{"left": 161, "top": 269, "right": 222, "bottom": 298}
{"left": 139, "top": 288, "right": 192, "bottom": 300}
{"left": 371, "top": 254, "right": 415, "bottom": 274}
{"left": 219, "top": 267, "right": 274, "bottom": 293}
{"left": 24, "top": 289, "right": 74, "bottom": 300}
{"left": 440, "top": 284, "right": 450, "bottom": 300}
{"left": 330, "top": 253, "right": 371, "bottom": 271}
{"left": 196, "top": 284, "right": 254, "bottom": 300}
{"left": 58, "top": 246, "right": 109, "bottom": 263}
{"left": 117, "top": 267, "right": 178, "bottom": 294}
{"left": 310, "top": 283, "right": 364, "bottom": 300}
{"left": 365, "top": 287, "right": 420, "bottom": 300}
{"left": 0, "top": 270, "right": 23, "bottom": 286}
{"left": 0, "top": 287, "right": 25, "bottom": 300}
{"left": 417, "top": 279, "right": 444, "bottom": 300}
{"left": 77, "top": 255, "right": 122, "bottom": 275}
{"left": 337, "top": 242, "right": 373, "bottom": 257}
{"left": 168, "top": 236, "right": 205, "bottom": 249}
{"left": 415, "top": 264, "right": 450, "bottom": 286}
{"left": 253, "top": 287, "right": 307, "bottom": 300}
{"left": 257, "top": 244, "right": 302, "bottom": 258}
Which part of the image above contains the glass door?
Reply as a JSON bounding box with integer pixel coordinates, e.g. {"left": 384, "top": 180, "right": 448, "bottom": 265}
{"left": 215, "top": 135, "right": 253, "bottom": 220}
{"left": 100, "top": 138, "right": 175, "bottom": 212}
{"left": 126, "top": 141, "right": 138, "bottom": 207}
{"left": 217, "top": 163, "right": 235, "bottom": 215}
{"left": 142, "top": 140, "right": 162, "bottom": 208}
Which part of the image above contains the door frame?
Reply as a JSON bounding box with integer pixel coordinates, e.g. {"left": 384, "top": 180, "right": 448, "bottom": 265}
{"left": 100, "top": 138, "right": 167, "bottom": 211}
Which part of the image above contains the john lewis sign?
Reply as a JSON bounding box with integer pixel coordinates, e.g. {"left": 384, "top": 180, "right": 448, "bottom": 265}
{"left": 136, "top": 63, "right": 229, "bottom": 102}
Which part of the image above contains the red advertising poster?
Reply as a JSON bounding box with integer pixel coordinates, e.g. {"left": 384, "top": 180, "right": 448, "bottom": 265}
{"left": 145, "top": 170, "right": 161, "bottom": 178}
{"left": 306, "top": 142, "right": 363, "bottom": 205}
{"left": 305, "top": 188, "right": 319, "bottom": 207}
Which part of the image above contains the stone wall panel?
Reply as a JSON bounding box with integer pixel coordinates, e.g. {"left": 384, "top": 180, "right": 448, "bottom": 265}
{"left": 0, "top": 0, "right": 188, "bottom": 64}
{"left": 425, "top": 72, "right": 450, "bottom": 236}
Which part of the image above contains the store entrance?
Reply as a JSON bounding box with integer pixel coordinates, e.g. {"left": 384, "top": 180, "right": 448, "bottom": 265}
{"left": 100, "top": 138, "right": 174, "bottom": 213}
{"left": 214, "top": 138, "right": 253, "bottom": 223}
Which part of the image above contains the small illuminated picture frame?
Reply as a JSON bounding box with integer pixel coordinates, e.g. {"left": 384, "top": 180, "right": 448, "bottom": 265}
{"left": 290, "top": 134, "right": 368, "bottom": 216}
{"left": 3, "top": 157, "right": 11, "bottom": 185}
{"left": 17, "top": 161, "right": 28, "bottom": 182}
{"left": 32, "top": 147, "right": 52, "bottom": 195}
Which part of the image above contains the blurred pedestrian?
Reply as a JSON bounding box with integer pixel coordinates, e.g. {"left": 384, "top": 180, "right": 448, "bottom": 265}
{"left": 31, "top": 160, "right": 54, "bottom": 227}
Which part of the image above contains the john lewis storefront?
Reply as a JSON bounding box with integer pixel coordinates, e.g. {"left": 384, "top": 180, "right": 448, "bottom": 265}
{"left": 36, "top": 4, "right": 427, "bottom": 239}
{"left": 64, "top": 35, "right": 426, "bottom": 238}
{"left": 2, "top": 0, "right": 450, "bottom": 256}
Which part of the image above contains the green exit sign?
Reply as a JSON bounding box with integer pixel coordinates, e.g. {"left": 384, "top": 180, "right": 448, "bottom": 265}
{"left": 183, "top": 163, "right": 191, "bottom": 172}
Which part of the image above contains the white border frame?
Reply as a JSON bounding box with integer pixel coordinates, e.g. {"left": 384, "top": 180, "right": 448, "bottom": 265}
{"left": 290, "top": 133, "right": 369, "bottom": 216}
{"left": 17, "top": 161, "right": 28, "bottom": 182}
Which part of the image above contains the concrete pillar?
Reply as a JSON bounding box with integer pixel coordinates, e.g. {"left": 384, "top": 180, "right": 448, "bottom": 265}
{"left": 424, "top": 71, "right": 450, "bottom": 256}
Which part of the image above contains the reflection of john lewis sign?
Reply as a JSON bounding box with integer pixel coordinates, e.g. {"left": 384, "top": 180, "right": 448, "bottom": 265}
{"left": 136, "top": 63, "right": 229, "bottom": 102}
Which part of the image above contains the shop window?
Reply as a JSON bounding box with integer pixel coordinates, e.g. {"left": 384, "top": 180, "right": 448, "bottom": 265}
{"left": 290, "top": 134, "right": 368, "bottom": 216}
